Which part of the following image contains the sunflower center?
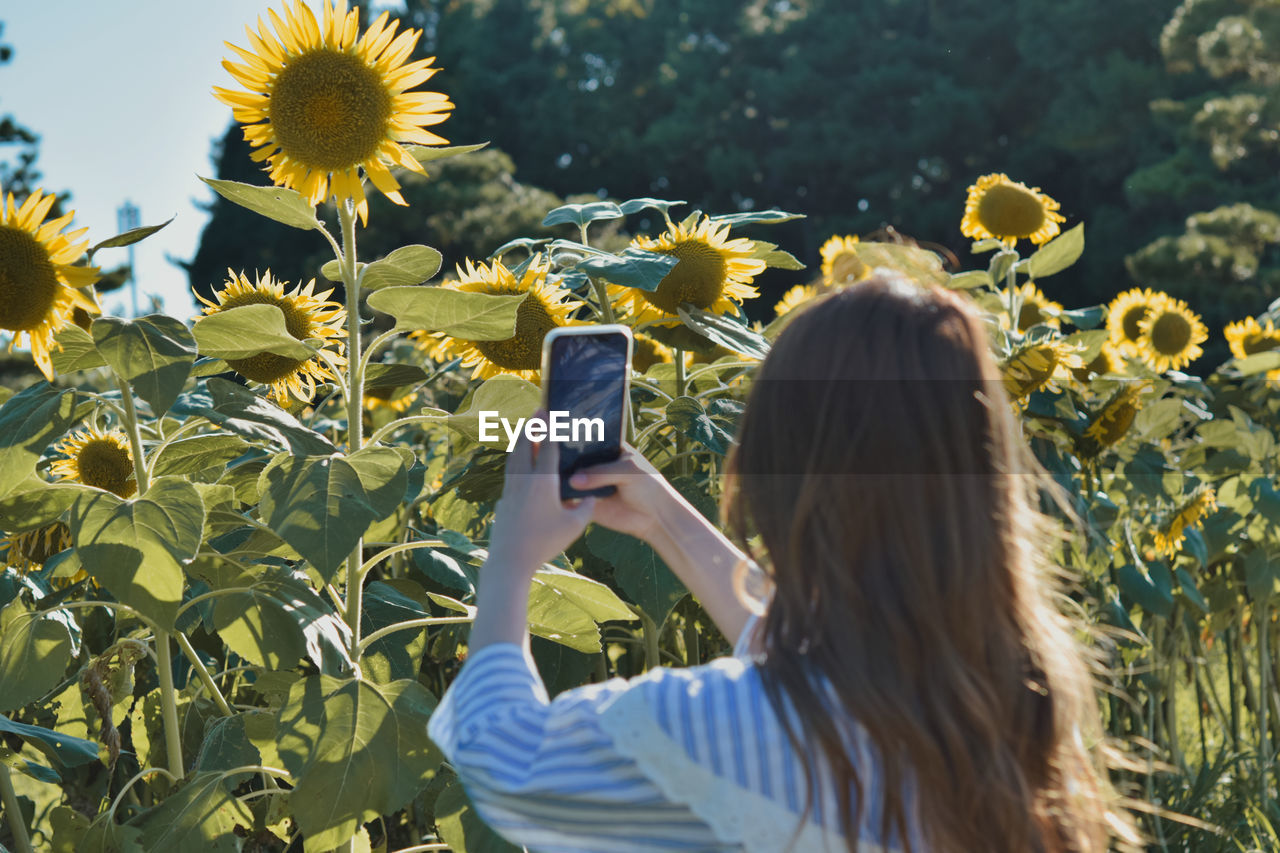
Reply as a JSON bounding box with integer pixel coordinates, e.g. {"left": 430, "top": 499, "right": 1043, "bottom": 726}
{"left": 269, "top": 48, "right": 393, "bottom": 171}
{"left": 1121, "top": 305, "right": 1148, "bottom": 342}
{"left": 474, "top": 293, "right": 559, "bottom": 370}
{"left": 1018, "top": 300, "right": 1047, "bottom": 331}
{"left": 643, "top": 240, "right": 728, "bottom": 313}
{"left": 1149, "top": 312, "right": 1192, "bottom": 356}
{"left": 1243, "top": 333, "right": 1280, "bottom": 356}
{"left": 217, "top": 290, "right": 315, "bottom": 383}
{"left": 829, "top": 250, "right": 867, "bottom": 284}
{"left": 0, "top": 224, "right": 61, "bottom": 333}
{"left": 976, "top": 183, "right": 1048, "bottom": 240}
{"left": 76, "top": 439, "right": 136, "bottom": 498}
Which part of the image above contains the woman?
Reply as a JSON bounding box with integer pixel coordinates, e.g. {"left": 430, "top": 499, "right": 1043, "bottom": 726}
{"left": 428, "top": 271, "right": 1137, "bottom": 852}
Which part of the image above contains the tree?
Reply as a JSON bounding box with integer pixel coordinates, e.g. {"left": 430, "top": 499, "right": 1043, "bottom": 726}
{"left": 0, "top": 21, "right": 48, "bottom": 203}
{"left": 1124, "top": 0, "right": 1280, "bottom": 365}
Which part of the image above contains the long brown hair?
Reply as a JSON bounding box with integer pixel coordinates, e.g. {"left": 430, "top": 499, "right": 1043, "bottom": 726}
{"left": 723, "top": 272, "right": 1135, "bottom": 852}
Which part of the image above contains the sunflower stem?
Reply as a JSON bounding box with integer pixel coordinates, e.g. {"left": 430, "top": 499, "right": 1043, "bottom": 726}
{"left": 338, "top": 201, "right": 366, "bottom": 666}
{"left": 155, "top": 632, "right": 186, "bottom": 780}
{"left": 673, "top": 348, "right": 690, "bottom": 475}
{"left": 1005, "top": 255, "right": 1022, "bottom": 335}
{"left": 0, "top": 761, "right": 33, "bottom": 853}
{"left": 114, "top": 375, "right": 150, "bottom": 495}
{"left": 590, "top": 276, "right": 617, "bottom": 326}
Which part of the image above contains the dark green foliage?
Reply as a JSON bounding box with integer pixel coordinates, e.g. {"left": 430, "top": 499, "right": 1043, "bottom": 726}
{"left": 192, "top": 0, "right": 1182, "bottom": 313}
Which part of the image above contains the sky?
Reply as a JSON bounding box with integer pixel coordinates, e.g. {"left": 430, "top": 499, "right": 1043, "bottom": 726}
{"left": 3, "top": 0, "right": 383, "bottom": 319}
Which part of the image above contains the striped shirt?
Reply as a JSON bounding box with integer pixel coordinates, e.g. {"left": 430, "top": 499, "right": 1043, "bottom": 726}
{"left": 428, "top": 630, "right": 913, "bottom": 852}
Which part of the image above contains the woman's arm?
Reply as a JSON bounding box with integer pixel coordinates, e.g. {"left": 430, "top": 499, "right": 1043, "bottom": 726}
{"left": 570, "top": 447, "right": 754, "bottom": 641}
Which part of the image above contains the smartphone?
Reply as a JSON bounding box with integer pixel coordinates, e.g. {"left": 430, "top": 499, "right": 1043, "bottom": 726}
{"left": 541, "top": 325, "right": 633, "bottom": 501}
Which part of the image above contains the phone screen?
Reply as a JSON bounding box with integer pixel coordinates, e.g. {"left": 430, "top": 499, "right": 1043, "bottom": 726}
{"left": 545, "top": 331, "right": 629, "bottom": 500}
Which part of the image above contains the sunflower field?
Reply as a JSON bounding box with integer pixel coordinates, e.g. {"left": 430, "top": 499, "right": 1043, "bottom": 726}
{"left": 3, "top": 1, "right": 1280, "bottom": 851}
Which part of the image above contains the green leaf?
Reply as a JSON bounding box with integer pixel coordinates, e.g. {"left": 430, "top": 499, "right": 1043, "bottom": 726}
{"left": 526, "top": 566, "right": 634, "bottom": 653}
{"left": 575, "top": 247, "right": 678, "bottom": 291}
{"left": 435, "top": 777, "right": 522, "bottom": 853}
{"left": 402, "top": 141, "right": 489, "bottom": 166}
{"left": 533, "top": 566, "right": 636, "bottom": 623}
{"left": 172, "top": 377, "right": 337, "bottom": 456}
{"left": 971, "top": 238, "right": 1004, "bottom": 253}
{"left": 1233, "top": 350, "right": 1280, "bottom": 377}
{"left": 361, "top": 580, "right": 431, "bottom": 683}
{"left": 361, "top": 245, "right": 443, "bottom": 290}
{"left": 666, "top": 396, "right": 733, "bottom": 454}
{"left": 320, "top": 258, "right": 366, "bottom": 282}
{"left": 257, "top": 448, "right": 407, "bottom": 581}
{"left": 0, "top": 745, "right": 59, "bottom": 782}
{"left": 134, "top": 770, "right": 254, "bottom": 852}
{"left": 0, "top": 716, "right": 99, "bottom": 768}
{"left": 1116, "top": 563, "right": 1173, "bottom": 618}
{"left": 275, "top": 676, "right": 441, "bottom": 850}
{"left": 677, "top": 306, "right": 771, "bottom": 359}
{"left": 0, "top": 480, "right": 87, "bottom": 533}
{"left": 89, "top": 216, "right": 174, "bottom": 254}
{"left": 1027, "top": 223, "right": 1085, "bottom": 278}
{"left": 446, "top": 375, "right": 542, "bottom": 443}
{"left": 71, "top": 477, "right": 206, "bottom": 628}
{"left": 150, "top": 434, "right": 250, "bottom": 477}
{"left": 0, "top": 600, "right": 74, "bottom": 712}
{"left": 194, "top": 714, "right": 262, "bottom": 773}
{"left": 92, "top": 315, "right": 197, "bottom": 416}
{"left": 946, "top": 270, "right": 991, "bottom": 290}
{"left": 191, "top": 303, "right": 316, "bottom": 362}
{"left": 211, "top": 570, "right": 352, "bottom": 673}
{"left": 542, "top": 201, "right": 624, "bottom": 228}
{"left": 488, "top": 236, "right": 550, "bottom": 260}
{"left": 709, "top": 209, "right": 804, "bottom": 226}
{"left": 364, "top": 363, "right": 430, "bottom": 390}
{"left": 0, "top": 383, "right": 81, "bottom": 497}
{"left": 585, "top": 526, "right": 686, "bottom": 626}
{"left": 367, "top": 286, "right": 525, "bottom": 339}
{"left": 619, "top": 197, "right": 686, "bottom": 217}
{"left": 50, "top": 325, "right": 107, "bottom": 372}
{"left": 199, "top": 176, "right": 321, "bottom": 230}
{"left": 1060, "top": 304, "right": 1106, "bottom": 329}
{"left": 1245, "top": 548, "right": 1279, "bottom": 602}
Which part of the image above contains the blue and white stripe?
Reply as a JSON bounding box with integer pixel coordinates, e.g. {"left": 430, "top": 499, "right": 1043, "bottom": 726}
{"left": 428, "top": 642, "right": 906, "bottom": 852}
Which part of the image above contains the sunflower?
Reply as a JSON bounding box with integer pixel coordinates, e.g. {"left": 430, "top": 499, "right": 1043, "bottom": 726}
{"left": 1001, "top": 339, "right": 1084, "bottom": 401}
{"left": 51, "top": 426, "right": 137, "bottom": 498}
{"left": 214, "top": 0, "right": 453, "bottom": 224}
{"left": 773, "top": 284, "right": 817, "bottom": 318}
{"left": 819, "top": 235, "right": 869, "bottom": 286}
{"left": 1083, "top": 382, "right": 1148, "bottom": 450}
{"left": 610, "top": 216, "right": 764, "bottom": 324}
{"left": 1, "top": 523, "right": 73, "bottom": 574}
{"left": 1224, "top": 316, "right": 1280, "bottom": 380}
{"left": 960, "top": 173, "right": 1064, "bottom": 246}
{"left": 1136, "top": 295, "right": 1207, "bottom": 373}
{"left": 1004, "top": 281, "right": 1062, "bottom": 332}
{"left": 431, "top": 255, "right": 581, "bottom": 381}
{"left": 0, "top": 184, "right": 100, "bottom": 380}
{"left": 631, "top": 332, "right": 674, "bottom": 373}
{"left": 1072, "top": 342, "right": 1122, "bottom": 383}
{"left": 196, "top": 270, "right": 346, "bottom": 403}
{"left": 364, "top": 384, "right": 416, "bottom": 413}
{"left": 1153, "top": 487, "right": 1217, "bottom": 556}
{"left": 1106, "top": 288, "right": 1167, "bottom": 357}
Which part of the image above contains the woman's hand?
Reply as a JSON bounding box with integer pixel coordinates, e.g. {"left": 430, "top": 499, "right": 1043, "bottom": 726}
{"left": 486, "top": 425, "right": 597, "bottom": 578}
{"left": 568, "top": 445, "right": 685, "bottom": 546}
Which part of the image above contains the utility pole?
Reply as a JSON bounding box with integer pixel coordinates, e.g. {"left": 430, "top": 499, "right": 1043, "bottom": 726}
{"left": 117, "top": 200, "right": 140, "bottom": 317}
